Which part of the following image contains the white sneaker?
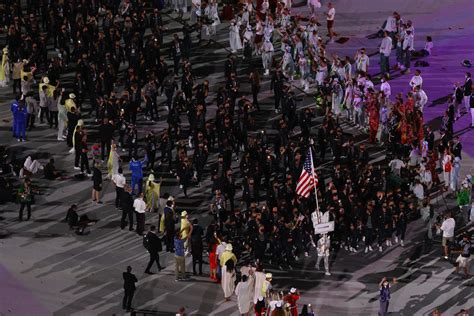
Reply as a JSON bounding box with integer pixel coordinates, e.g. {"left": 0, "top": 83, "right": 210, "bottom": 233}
{"left": 369, "top": 246, "right": 373, "bottom": 251}
{"left": 57, "top": 138, "right": 64, "bottom": 141}
{"left": 394, "top": 237, "right": 398, "bottom": 243}
{"left": 344, "top": 246, "right": 349, "bottom": 250}
{"left": 400, "top": 240, "right": 404, "bottom": 247}
{"left": 325, "top": 271, "right": 331, "bottom": 276}
{"left": 385, "top": 240, "right": 389, "bottom": 246}
{"left": 362, "top": 236, "right": 365, "bottom": 242}
{"left": 379, "top": 246, "right": 383, "bottom": 252}
{"left": 365, "top": 247, "right": 368, "bottom": 253}
{"left": 74, "top": 166, "right": 80, "bottom": 170}
{"left": 315, "top": 264, "right": 319, "bottom": 270}
{"left": 179, "top": 185, "right": 183, "bottom": 189}
{"left": 388, "top": 241, "right": 392, "bottom": 246}
{"left": 304, "top": 252, "right": 309, "bottom": 257}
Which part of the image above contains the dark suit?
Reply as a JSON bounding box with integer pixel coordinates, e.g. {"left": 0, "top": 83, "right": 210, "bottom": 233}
{"left": 122, "top": 271, "right": 137, "bottom": 310}
{"left": 190, "top": 224, "right": 204, "bottom": 275}
{"left": 145, "top": 231, "right": 163, "bottom": 272}
{"left": 120, "top": 191, "right": 134, "bottom": 230}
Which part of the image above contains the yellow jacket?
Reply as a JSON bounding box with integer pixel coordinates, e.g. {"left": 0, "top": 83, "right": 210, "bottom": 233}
{"left": 220, "top": 251, "right": 237, "bottom": 267}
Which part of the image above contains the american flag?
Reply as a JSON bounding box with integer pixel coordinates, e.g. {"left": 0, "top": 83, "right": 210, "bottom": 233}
{"left": 296, "top": 149, "right": 318, "bottom": 198}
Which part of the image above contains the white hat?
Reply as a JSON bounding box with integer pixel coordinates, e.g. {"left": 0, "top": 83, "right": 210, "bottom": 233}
{"left": 225, "top": 243, "right": 233, "bottom": 251}
{"left": 276, "top": 302, "right": 282, "bottom": 307}
{"left": 258, "top": 296, "right": 264, "bottom": 301}
{"left": 265, "top": 273, "right": 272, "bottom": 279}
{"left": 167, "top": 196, "right": 175, "bottom": 202}
{"left": 181, "top": 211, "right": 188, "bottom": 217}
{"left": 69, "top": 93, "right": 76, "bottom": 99}
{"left": 148, "top": 174, "right": 155, "bottom": 181}
{"left": 43, "top": 77, "right": 49, "bottom": 84}
{"left": 290, "top": 287, "right": 296, "bottom": 293}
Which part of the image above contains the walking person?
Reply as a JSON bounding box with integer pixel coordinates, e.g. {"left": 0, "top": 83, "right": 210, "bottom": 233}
{"left": 174, "top": 231, "right": 187, "bottom": 281}
{"left": 144, "top": 225, "right": 164, "bottom": 274}
{"left": 463, "top": 72, "right": 472, "bottom": 115}
{"left": 235, "top": 272, "right": 254, "bottom": 316}
{"left": 129, "top": 155, "right": 148, "bottom": 195}
{"left": 122, "top": 266, "right": 137, "bottom": 312}
{"left": 437, "top": 211, "right": 455, "bottom": 260}
{"left": 17, "top": 178, "right": 34, "bottom": 221}
{"left": 454, "top": 234, "right": 472, "bottom": 277}
{"left": 112, "top": 168, "right": 126, "bottom": 209}
{"left": 91, "top": 162, "right": 103, "bottom": 204}
{"left": 379, "top": 31, "right": 392, "bottom": 75}
{"left": 190, "top": 219, "right": 204, "bottom": 276}
{"left": 120, "top": 185, "right": 134, "bottom": 231}
{"left": 315, "top": 235, "right": 331, "bottom": 276}
{"left": 134, "top": 193, "right": 147, "bottom": 236}
{"left": 379, "top": 277, "right": 396, "bottom": 316}
{"left": 325, "top": 2, "right": 336, "bottom": 43}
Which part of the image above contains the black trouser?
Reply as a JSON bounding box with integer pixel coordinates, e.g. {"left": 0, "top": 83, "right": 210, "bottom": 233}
{"left": 39, "top": 107, "right": 50, "bottom": 124}
{"left": 147, "top": 150, "right": 156, "bottom": 170}
{"left": 80, "top": 152, "right": 90, "bottom": 174}
{"left": 122, "top": 289, "right": 134, "bottom": 310}
{"left": 120, "top": 208, "right": 134, "bottom": 230}
{"left": 74, "top": 148, "right": 81, "bottom": 167}
{"left": 13, "top": 79, "right": 21, "bottom": 94}
{"left": 165, "top": 231, "right": 174, "bottom": 251}
{"left": 27, "top": 113, "right": 36, "bottom": 129}
{"left": 101, "top": 139, "right": 111, "bottom": 161}
{"left": 136, "top": 212, "right": 145, "bottom": 235}
{"left": 252, "top": 85, "right": 260, "bottom": 109}
{"left": 365, "top": 228, "right": 373, "bottom": 246}
{"left": 67, "top": 128, "right": 75, "bottom": 147}
{"left": 116, "top": 187, "right": 124, "bottom": 208}
{"left": 192, "top": 254, "right": 203, "bottom": 275}
{"left": 49, "top": 111, "right": 58, "bottom": 128}
{"left": 274, "top": 91, "right": 281, "bottom": 110}
{"left": 173, "top": 55, "right": 181, "bottom": 75}
{"left": 145, "top": 251, "right": 162, "bottom": 272}
{"left": 19, "top": 202, "right": 32, "bottom": 221}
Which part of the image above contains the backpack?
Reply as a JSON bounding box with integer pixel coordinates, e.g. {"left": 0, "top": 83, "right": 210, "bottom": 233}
{"left": 142, "top": 234, "right": 150, "bottom": 250}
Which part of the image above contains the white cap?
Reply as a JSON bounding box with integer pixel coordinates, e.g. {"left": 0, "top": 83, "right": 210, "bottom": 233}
{"left": 290, "top": 287, "right": 296, "bottom": 293}
{"left": 225, "top": 244, "right": 233, "bottom": 251}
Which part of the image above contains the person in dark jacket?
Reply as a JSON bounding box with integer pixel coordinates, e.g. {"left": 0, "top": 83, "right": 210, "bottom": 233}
{"left": 122, "top": 266, "right": 137, "bottom": 311}
{"left": 191, "top": 219, "right": 204, "bottom": 275}
{"left": 91, "top": 162, "right": 102, "bottom": 204}
{"left": 164, "top": 210, "right": 175, "bottom": 252}
{"left": 99, "top": 118, "right": 115, "bottom": 161}
{"left": 144, "top": 225, "right": 164, "bottom": 274}
{"left": 120, "top": 185, "right": 134, "bottom": 231}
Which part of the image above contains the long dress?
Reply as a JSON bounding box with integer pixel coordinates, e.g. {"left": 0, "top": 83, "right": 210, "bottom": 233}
{"left": 107, "top": 146, "right": 120, "bottom": 178}
{"left": 221, "top": 266, "right": 236, "bottom": 299}
{"left": 253, "top": 271, "right": 266, "bottom": 303}
{"left": 145, "top": 177, "right": 161, "bottom": 211}
{"left": 235, "top": 275, "right": 255, "bottom": 314}
{"left": 0, "top": 49, "right": 9, "bottom": 87}
{"left": 209, "top": 243, "right": 218, "bottom": 280}
{"left": 229, "top": 23, "right": 243, "bottom": 52}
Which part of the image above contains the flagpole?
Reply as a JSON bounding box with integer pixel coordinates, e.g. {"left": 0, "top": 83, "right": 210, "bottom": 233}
{"left": 309, "top": 145, "right": 321, "bottom": 224}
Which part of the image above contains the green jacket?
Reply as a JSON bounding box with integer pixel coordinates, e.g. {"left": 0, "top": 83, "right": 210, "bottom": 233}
{"left": 457, "top": 189, "right": 470, "bottom": 206}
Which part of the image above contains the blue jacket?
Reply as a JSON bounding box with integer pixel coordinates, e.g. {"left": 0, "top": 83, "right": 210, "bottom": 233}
{"left": 129, "top": 156, "right": 147, "bottom": 178}
{"left": 11, "top": 102, "right": 19, "bottom": 120}
{"left": 174, "top": 237, "right": 185, "bottom": 256}
{"left": 13, "top": 105, "right": 27, "bottom": 123}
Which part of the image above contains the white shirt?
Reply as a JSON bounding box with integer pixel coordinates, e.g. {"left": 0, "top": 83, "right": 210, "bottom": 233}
{"left": 412, "top": 183, "right": 424, "bottom": 200}
{"left": 216, "top": 242, "right": 227, "bottom": 260}
{"left": 133, "top": 198, "right": 147, "bottom": 213}
{"left": 440, "top": 218, "right": 455, "bottom": 238}
{"left": 384, "top": 16, "right": 397, "bottom": 32}
{"left": 327, "top": 7, "right": 335, "bottom": 21}
{"left": 381, "top": 81, "right": 391, "bottom": 97}
{"left": 112, "top": 173, "right": 126, "bottom": 188}
{"left": 389, "top": 159, "right": 405, "bottom": 174}
{"left": 409, "top": 75, "right": 423, "bottom": 88}
{"left": 402, "top": 33, "right": 414, "bottom": 51}
{"left": 417, "top": 89, "right": 428, "bottom": 108}
{"left": 380, "top": 36, "right": 392, "bottom": 56}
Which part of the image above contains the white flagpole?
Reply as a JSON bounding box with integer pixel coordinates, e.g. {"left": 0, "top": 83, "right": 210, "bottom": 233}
{"left": 309, "top": 146, "right": 321, "bottom": 224}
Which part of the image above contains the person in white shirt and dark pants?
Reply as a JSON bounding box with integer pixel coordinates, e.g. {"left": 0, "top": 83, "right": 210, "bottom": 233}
{"left": 379, "top": 31, "right": 392, "bottom": 75}
{"left": 402, "top": 29, "right": 414, "bottom": 73}
{"left": 134, "top": 193, "right": 147, "bottom": 235}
